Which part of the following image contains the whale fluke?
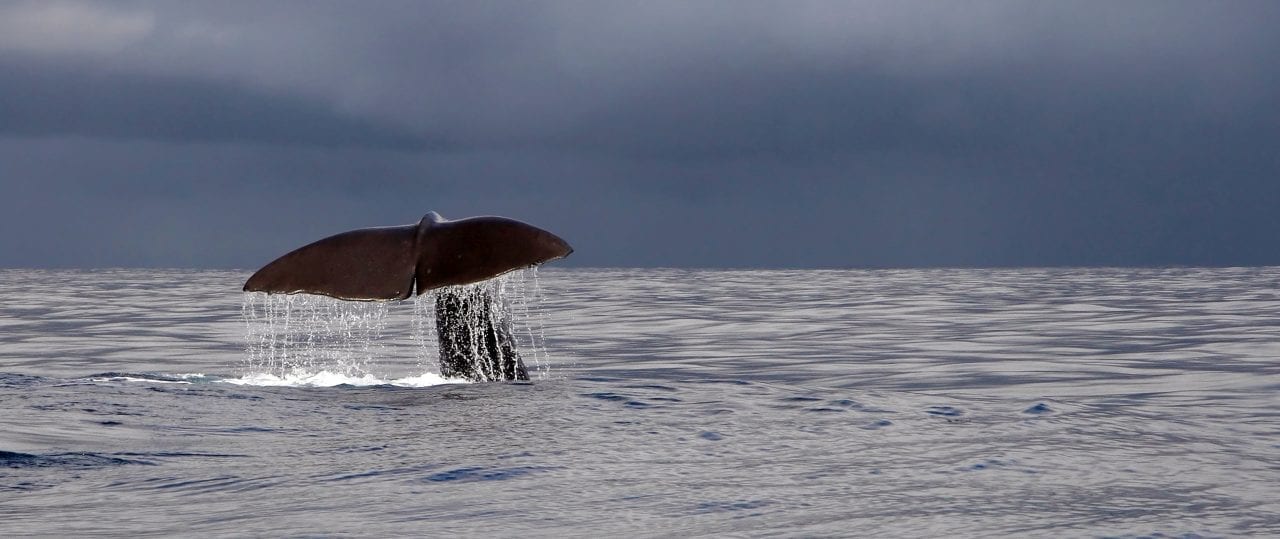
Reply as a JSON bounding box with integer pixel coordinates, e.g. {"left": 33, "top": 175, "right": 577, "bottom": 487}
{"left": 243, "top": 212, "right": 571, "bottom": 382}
{"left": 244, "top": 212, "right": 572, "bottom": 301}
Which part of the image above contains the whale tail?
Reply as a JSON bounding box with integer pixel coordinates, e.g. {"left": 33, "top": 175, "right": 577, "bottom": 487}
{"left": 243, "top": 212, "right": 572, "bottom": 301}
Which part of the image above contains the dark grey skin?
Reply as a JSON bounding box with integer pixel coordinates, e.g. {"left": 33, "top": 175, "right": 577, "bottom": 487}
{"left": 435, "top": 286, "right": 528, "bottom": 381}
{"left": 244, "top": 212, "right": 571, "bottom": 381}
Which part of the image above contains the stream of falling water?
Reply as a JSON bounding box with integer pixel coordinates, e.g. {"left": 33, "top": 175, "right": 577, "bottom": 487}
{"left": 240, "top": 268, "right": 549, "bottom": 386}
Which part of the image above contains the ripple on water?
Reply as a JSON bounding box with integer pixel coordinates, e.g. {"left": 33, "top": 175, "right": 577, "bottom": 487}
{"left": 862, "top": 419, "right": 894, "bottom": 430}
{"left": 1024, "top": 402, "right": 1053, "bottom": 414}
{"left": 423, "top": 466, "right": 556, "bottom": 483}
{"left": 925, "top": 405, "right": 964, "bottom": 417}
{"left": 0, "top": 451, "right": 155, "bottom": 469}
{"left": 692, "top": 499, "right": 771, "bottom": 515}
{"left": 2, "top": 268, "right": 1279, "bottom": 536}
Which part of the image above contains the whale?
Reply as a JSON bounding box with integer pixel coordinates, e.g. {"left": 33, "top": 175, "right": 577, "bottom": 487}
{"left": 244, "top": 212, "right": 572, "bottom": 381}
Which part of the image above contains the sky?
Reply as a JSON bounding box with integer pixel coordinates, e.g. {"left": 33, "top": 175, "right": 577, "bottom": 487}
{"left": 1, "top": 1, "right": 1278, "bottom": 269}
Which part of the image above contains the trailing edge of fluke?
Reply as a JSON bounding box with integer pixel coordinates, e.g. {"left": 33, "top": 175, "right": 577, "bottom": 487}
{"left": 243, "top": 212, "right": 573, "bottom": 301}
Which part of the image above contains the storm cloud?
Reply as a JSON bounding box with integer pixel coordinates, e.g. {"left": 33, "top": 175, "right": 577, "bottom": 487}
{"left": 1, "top": 1, "right": 1278, "bottom": 268}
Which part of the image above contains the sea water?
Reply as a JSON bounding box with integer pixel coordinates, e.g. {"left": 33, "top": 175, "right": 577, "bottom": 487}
{"left": 0, "top": 267, "right": 1277, "bottom": 537}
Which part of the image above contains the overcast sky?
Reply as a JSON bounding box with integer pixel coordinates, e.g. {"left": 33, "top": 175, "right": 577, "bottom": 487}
{"left": 2, "top": 1, "right": 1278, "bottom": 269}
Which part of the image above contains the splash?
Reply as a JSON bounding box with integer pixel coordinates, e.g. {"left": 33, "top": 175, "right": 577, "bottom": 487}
{"left": 222, "top": 371, "right": 454, "bottom": 388}
{"left": 241, "top": 268, "right": 549, "bottom": 385}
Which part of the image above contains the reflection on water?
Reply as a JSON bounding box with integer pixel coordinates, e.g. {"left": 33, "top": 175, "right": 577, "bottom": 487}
{"left": 0, "top": 267, "right": 1278, "bottom": 536}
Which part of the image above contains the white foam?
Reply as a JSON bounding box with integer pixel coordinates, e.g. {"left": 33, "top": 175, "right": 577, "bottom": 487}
{"left": 387, "top": 372, "right": 465, "bottom": 387}
{"left": 87, "top": 375, "right": 194, "bottom": 384}
{"left": 221, "top": 370, "right": 464, "bottom": 388}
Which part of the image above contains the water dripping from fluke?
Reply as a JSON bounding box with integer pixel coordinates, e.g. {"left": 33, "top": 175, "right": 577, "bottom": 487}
{"left": 240, "top": 269, "right": 551, "bottom": 388}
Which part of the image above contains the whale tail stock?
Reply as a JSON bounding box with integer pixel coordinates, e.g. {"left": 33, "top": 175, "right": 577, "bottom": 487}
{"left": 243, "top": 212, "right": 572, "bottom": 301}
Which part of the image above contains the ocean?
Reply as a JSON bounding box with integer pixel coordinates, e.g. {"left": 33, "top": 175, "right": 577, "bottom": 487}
{"left": 1, "top": 267, "right": 1277, "bottom": 537}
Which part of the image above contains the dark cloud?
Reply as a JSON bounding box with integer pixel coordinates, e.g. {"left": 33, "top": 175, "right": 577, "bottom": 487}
{"left": 0, "top": 55, "right": 435, "bottom": 150}
{"left": 0, "top": 1, "right": 1278, "bottom": 268}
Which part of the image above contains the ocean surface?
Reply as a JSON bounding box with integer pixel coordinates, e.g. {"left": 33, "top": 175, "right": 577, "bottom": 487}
{"left": 1, "top": 267, "right": 1278, "bottom": 537}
